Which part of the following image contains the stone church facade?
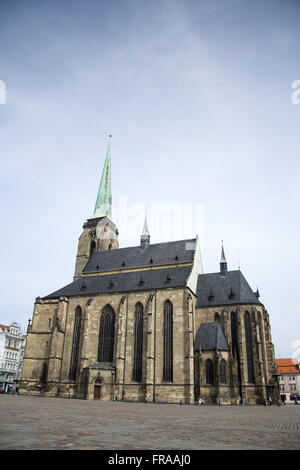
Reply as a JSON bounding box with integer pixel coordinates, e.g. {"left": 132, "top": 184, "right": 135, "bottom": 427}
{"left": 20, "top": 141, "right": 278, "bottom": 404}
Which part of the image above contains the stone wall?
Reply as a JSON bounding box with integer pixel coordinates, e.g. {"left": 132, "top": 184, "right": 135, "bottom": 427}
{"left": 20, "top": 289, "right": 278, "bottom": 404}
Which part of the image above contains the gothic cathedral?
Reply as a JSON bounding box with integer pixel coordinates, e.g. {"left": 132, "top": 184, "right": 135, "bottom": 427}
{"left": 20, "top": 141, "right": 278, "bottom": 404}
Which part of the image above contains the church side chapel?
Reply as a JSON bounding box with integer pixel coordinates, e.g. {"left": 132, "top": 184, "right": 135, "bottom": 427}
{"left": 20, "top": 141, "right": 278, "bottom": 404}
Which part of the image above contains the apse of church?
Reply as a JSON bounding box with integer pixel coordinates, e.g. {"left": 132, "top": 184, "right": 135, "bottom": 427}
{"left": 20, "top": 141, "right": 278, "bottom": 404}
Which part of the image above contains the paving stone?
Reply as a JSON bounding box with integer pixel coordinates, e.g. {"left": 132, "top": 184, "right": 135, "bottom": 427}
{"left": 0, "top": 395, "right": 299, "bottom": 450}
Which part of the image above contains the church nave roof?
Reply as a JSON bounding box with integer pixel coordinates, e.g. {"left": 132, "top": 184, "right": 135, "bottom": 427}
{"left": 43, "top": 265, "right": 193, "bottom": 299}
{"left": 83, "top": 238, "right": 196, "bottom": 274}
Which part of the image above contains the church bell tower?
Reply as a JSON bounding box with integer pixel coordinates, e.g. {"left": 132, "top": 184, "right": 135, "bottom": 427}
{"left": 74, "top": 137, "right": 119, "bottom": 279}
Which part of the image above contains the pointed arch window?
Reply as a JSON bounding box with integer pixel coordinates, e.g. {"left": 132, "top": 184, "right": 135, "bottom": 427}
{"left": 205, "top": 359, "right": 214, "bottom": 385}
{"left": 40, "top": 362, "right": 48, "bottom": 385}
{"left": 98, "top": 305, "right": 115, "bottom": 362}
{"left": 132, "top": 302, "right": 144, "bottom": 382}
{"left": 90, "top": 240, "right": 96, "bottom": 257}
{"left": 231, "top": 311, "right": 238, "bottom": 358}
{"left": 163, "top": 300, "right": 173, "bottom": 382}
{"left": 244, "top": 311, "right": 255, "bottom": 383}
{"left": 220, "top": 359, "right": 227, "bottom": 383}
{"left": 215, "top": 312, "right": 225, "bottom": 332}
{"left": 69, "top": 306, "right": 82, "bottom": 381}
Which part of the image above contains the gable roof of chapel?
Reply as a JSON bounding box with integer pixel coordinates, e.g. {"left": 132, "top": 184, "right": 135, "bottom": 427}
{"left": 196, "top": 270, "right": 262, "bottom": 308}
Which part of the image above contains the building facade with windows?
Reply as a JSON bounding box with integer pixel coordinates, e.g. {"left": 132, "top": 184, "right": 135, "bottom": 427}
{"left": 20, "top": 142, "right": 278, "bottom": 404}
{"left": 0, "top": 322, "right": 25, "bottom": 392}
{"left": 276, "top": 358, "right": 300, "bottom": 402}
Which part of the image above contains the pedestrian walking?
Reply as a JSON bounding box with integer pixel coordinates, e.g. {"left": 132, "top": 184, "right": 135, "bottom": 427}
{"left": 268, "top": 396, "right": 272, "bottom": 406}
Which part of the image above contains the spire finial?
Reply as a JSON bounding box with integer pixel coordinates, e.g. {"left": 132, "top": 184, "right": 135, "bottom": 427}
{"left": 220, "top": 238, "right": 227, "bottom": 276}
{"left": 141, "top": 208, "right": 150, "bottom": 249}
{"left": 142, "top": 207, "right": 149, "bottom": 236}
{"left": 220, "top": 238, "right": 227, "bottom": 263}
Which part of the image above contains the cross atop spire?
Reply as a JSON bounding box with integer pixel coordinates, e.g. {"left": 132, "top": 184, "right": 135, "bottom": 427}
{"left": 220, "top": 239, "right": 228, "bottom": 276}
{"left": 92, "top": 137, "right": 112, "bottom": 219}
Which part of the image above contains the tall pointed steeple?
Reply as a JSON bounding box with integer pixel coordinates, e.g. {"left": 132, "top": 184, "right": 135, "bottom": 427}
{"left": 220, "top": 239, "right": 228, "bottom": 276}
{"left": 140, "top": 209, "right": 150, "bottom": 249}
{"left": 92, "top": 137, "right": 112, "bottom": 219}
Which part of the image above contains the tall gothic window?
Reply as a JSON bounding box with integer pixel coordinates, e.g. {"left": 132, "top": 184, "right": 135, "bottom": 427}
{"left": 40, "top": 362, "right": 48, "bottom": 385}
{"left": 90, "top": 240, "right": 96, "bottom": 257}
{"left": 258, "top": 312, "right": 266, "bottom": 359}
{"left": 258, "top": 311, "right": 267, "bottom": 379}
{"left": 132, "top": 302, "right": 144, "bottom": 382}
{"left": 214, "top": 312, "right": 220, "bottom": 322}
{"left": 98, "top": 305, "right": 115, "bottom": 362}
{"left": 215, "top": 312, "right": 225, "bottom": 331}
{"left": 163, "top": 300, "right": 173, "bottom": 382}
{"left": 220, "top": 359, "right": 227, "bottom": 383}
{"left": 69, "top": 306, "right": 82, "bottom": 381}
{"left": 244, "top": 311, "right": 255, "bottom": 383}
{"left": 205, "top": 359, "right": 214, "bottom": 385}
{"left": 231, "top": 311, "right": 238, "bottom": 358}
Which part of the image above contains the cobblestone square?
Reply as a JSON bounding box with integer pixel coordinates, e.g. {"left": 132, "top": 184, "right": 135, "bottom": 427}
{"left": 0, "top": 395, "right": 299, "bottom": 450}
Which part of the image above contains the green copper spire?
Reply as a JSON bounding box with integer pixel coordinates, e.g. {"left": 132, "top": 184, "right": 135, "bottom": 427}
{"left": 92, "top": 138, "right": 112, "bottom": 219}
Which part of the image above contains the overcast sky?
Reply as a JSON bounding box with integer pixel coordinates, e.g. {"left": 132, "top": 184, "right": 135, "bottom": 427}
{"left": 0, "top": 0, "right": 299, "bottom": 358}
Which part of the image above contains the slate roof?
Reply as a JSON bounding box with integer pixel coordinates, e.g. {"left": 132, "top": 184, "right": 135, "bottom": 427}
{"left": 43, "top": 265, "right": 192, "bottom": 300}
{"left": 194, "top": 322, "right": 229, "bottom": 351}
{"left": 0, "top": 324, "right": 10, "bottom": 333}
{"left": 196, "top": 270, "right": 261, "bottom": 308}
{"left": 83, "top": 238, "right": 196, "bottom": 273}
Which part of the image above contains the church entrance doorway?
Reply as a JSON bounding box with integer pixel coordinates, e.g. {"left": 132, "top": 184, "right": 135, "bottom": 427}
{"left": 94, "top": 379, "right": 102, "bottom": 399}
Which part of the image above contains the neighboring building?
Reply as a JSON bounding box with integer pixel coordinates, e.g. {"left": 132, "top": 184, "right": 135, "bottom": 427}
{"left": 20, "top": 141, "right": 278, "bottom": 404}
{"left": 276, "top": 358, "right": 300, "bottom": 403}
{"left": 0, "top": 322, "right": 25, "bottom": 392}
{"left": 17, "top": 334, "right": 27, "bottom": 383}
